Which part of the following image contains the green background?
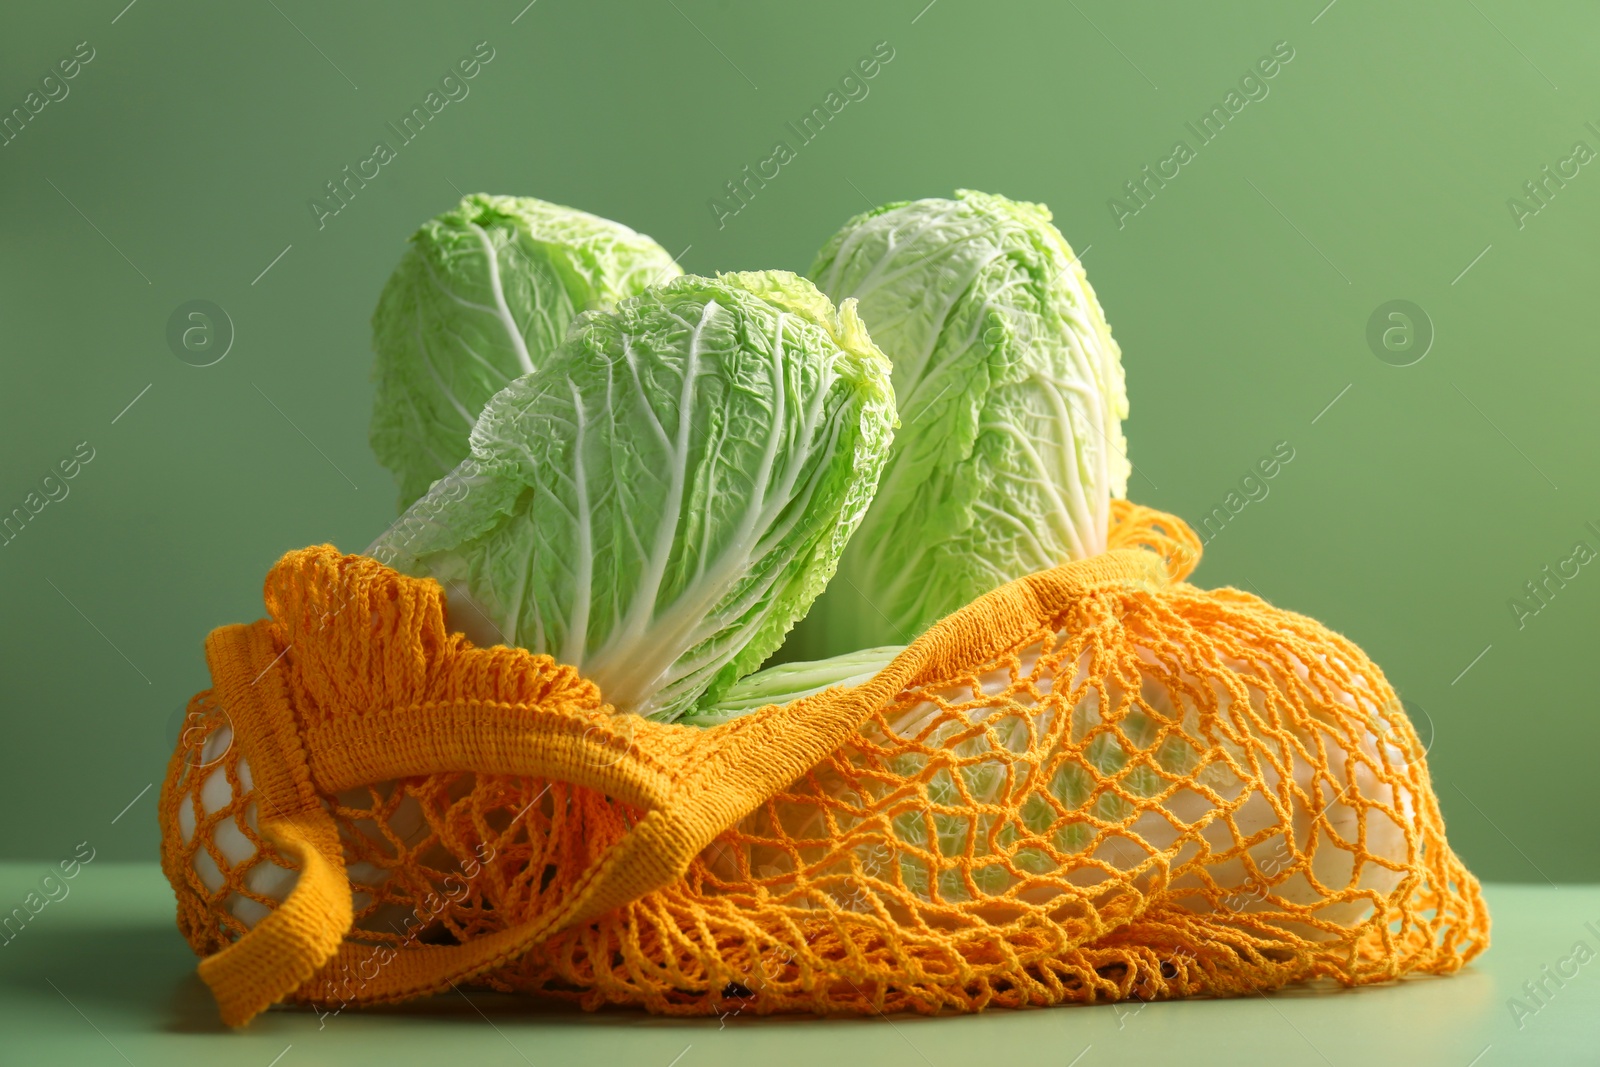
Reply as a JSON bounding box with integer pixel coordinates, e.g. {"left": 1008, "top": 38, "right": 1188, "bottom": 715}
{"left": 3, "top": 0, "right": 1597, "bottom": 898}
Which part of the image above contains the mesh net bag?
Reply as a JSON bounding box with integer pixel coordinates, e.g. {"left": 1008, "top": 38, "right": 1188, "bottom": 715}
{"left": 158, "top": 502, "right": 1488, "bottom": 1026}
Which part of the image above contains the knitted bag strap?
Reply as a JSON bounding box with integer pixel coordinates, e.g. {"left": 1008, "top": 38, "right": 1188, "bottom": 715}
{"left": 196, "top": 546, "right": 1168, "bottom": 1025}
{"left": 194, "top": 619, "right": 352, "bottom": 1026}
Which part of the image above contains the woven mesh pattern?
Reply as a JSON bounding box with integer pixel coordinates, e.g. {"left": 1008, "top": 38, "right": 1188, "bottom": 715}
{"left": 159, "top": 502, "right": 1488, "bottom": 1017}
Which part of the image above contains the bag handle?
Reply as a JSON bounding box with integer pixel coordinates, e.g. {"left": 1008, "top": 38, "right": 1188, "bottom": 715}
{"left": 195, "top": 621, "right": 355, "bottom": 1027}
{"left": 197, "top": 546, "right": 1168, "bottom": 1024}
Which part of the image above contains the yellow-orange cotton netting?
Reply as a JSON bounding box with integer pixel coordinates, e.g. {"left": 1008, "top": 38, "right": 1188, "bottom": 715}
{"left": 159, "top": 502, "right": 1488, "bottom": 1027}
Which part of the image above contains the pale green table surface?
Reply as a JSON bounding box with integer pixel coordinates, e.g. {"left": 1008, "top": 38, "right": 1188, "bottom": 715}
{"left": 2, "top": 864, "right": 1595, "bottom": 1067}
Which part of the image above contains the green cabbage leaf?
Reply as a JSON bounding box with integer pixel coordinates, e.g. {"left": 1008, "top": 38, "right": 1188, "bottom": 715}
{"left": 680, "top": 645, "right": 902, "bottom": 726}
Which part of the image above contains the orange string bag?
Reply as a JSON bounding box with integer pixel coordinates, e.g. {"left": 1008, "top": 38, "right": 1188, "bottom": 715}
{"left": 158, "top": 502, "right": 1488, "bottom": 1026}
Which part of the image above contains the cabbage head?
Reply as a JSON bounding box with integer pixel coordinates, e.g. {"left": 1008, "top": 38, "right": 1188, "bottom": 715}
{"left": 370, "top": 193, "right": 682, "bottom": 509}
{"left": 790, "top": 189, "right": 1128, "bottom": 658}
{"left": 367, "top": 271, "right": 896, "bottom": 722}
